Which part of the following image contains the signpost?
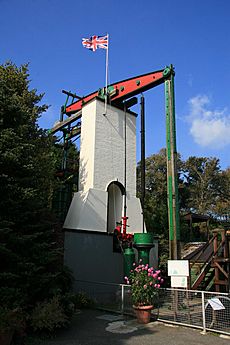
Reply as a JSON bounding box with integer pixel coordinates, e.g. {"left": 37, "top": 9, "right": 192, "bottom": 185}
{"left": 168, "top": 260, "right": 189, "bottom": 288}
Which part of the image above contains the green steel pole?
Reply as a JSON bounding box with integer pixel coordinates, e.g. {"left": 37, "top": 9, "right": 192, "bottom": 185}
{"left": 164, "top": 65, "right": 180, "bottom": 260}
{"left": 140, "top": 95, "right": 146, "bottom": 233}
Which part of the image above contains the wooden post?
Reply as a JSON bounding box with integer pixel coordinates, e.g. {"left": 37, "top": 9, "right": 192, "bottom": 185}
{"left": 213, "top": 231, "right": 220, "bottom": 292}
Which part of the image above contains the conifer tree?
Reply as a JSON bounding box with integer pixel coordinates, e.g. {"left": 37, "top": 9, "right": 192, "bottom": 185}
{"left": 0, "top": 62, "right": 72, "bottom": 310}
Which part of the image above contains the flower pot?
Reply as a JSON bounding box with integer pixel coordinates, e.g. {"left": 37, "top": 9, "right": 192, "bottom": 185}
{"left": 133, "top": 305, "right": 153, "bottom": 324}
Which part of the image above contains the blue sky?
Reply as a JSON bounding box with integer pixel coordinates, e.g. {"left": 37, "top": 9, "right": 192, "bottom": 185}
{"left": 1, "top": 0, "right": 230, "bottom": 169}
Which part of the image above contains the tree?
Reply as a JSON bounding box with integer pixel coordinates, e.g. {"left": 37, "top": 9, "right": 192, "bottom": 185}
{"left": 0, "top": 62, "right": 72, "bottom": 311}
{"left": 139, "top": 151, "right": 229, "bottom": 247}
{"left": 137, "top": 148, "right": 185, "bottom": 272}
{"left": 51, "top": 140, "right": 79, "bottom": 222}
{"left": 140, "top": 148, "right": 168, "bottom": 234}
{"left": 137, "top": 148, "right": 184, "bottom": 236}
{"left": 182, "top": 156, "right": 224, "bottom": 216}
{"left": 212, "top": 167, "right": 230, "bottom": 222}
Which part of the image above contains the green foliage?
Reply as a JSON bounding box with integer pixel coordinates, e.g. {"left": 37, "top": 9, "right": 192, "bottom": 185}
{"left": 51, "top": 140, "right": 79, "bottom": 222}
{"left": 0, "top": 62, "right": 73, "bottom": 319}
{"left": 0, "top": 307, "right": 24, "bottom": 332}
{"left": 69, "top": 292, "right": 94, "bottom": 309}
{"left": 211, "top": 167, "right": 230, "bottom": 222}
{"left": 182, "top": 156, "right": 224, "bottom": 216}
{"left": 52, "top": 140, "right": 79, "bottom": 180}
{"left": 30, "top": 296, "right": 68, "bottom": 333}
{"left": 137, "top": 148, "right": 183, "bottom": 237}
{"left": 138, "top": 149, "right": 229, "bottom": 234}
{"left": 137, "top": 149, "right": 229, "bottom": 271}
{"left": 0, "top": 62, "right": 54, "bottom": 212}
{"left": 157, "top": 235, "right": 169, "bottom": 270}
{"left": 137, "top": 149, "right": 168, "bottom": 235}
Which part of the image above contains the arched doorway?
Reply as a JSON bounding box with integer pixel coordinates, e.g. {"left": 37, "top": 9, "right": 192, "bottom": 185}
{"left": 107, "top": 181, "right": 125, "bottom": 233}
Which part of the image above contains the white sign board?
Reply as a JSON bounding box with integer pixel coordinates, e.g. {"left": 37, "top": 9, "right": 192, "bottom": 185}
{"left": 168, "top": 260, "right": 189, "bottom": 277}
{"left": 171, "top": 276, "right": 188, "bottom": 288}
{"left": 208, "top": 298, "right": 225, "bottom": 311}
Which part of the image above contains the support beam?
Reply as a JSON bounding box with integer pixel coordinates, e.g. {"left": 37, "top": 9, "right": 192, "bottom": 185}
{"left": 140, "top": 95, "right": 145, "bottom": 233}
{"left": 49, "top": 110, "right": 82, "bottom": 134}
{"left": 165, "top": 66, "right": 180, "bottom": 260}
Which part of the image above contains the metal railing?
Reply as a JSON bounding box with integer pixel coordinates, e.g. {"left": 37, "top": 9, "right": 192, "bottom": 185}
{"left": 157, "top": 288, "right": 230, "bottom": 335}
{"left": 75, "top": 280, "right": 230, "bottom": 335}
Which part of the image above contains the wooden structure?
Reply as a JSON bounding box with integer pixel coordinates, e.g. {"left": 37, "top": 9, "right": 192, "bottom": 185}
{"left": 184, "top": 228, "right": 230, "bottom": 292}
{"left": 182, "top": 212, "right": 210, "bottom": 241}
{"left": 212, "top": 228, "right": 230, "bottom": 292}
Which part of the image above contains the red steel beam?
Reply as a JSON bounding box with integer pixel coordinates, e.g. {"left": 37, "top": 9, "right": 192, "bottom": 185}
{"left": 65, "top": 69, "right": 165, "bottom": 115}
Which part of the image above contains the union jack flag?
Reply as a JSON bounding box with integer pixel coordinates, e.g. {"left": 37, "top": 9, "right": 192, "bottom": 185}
{"left": 82, "top": 35, "right": 108, "bottom": 52}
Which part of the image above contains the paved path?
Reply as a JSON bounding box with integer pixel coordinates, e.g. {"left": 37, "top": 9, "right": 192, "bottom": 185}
{"left": 37, "top": 309, "right": 230, "bottom": 345}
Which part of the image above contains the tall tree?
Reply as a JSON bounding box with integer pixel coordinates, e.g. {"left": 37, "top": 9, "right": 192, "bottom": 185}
{"left": 0, "top": 62, "right": 72, "bottom": 310}
{"left": 182, "top": 156, "right": 224, "bottom": 215}
{"left": 212, "top": 167, "right": 230, "bottom": 221}
{"left": 137, "top": 148, "right": 184, "bottom": 236}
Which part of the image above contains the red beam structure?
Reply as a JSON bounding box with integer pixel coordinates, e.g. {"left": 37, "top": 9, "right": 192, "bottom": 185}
{"left": 65, "top": 69, "right": 165, "bottom": 115}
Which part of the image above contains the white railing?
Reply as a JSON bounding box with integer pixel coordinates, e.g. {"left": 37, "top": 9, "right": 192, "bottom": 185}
{"left": 157, "top": 288, "right": 230, "bottom": 335}
{"left": 75, "top": 280, "right": 230, "bottom": 335}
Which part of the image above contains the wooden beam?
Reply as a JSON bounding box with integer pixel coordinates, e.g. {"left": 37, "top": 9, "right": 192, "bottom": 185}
{"left": 213, "top": 261, "right": 229, "bottom": 279}
{"left": 50, "top": 110, "right": 82, "bottom": 134}
{"left": 214, "top": 279, "right": 228, "bottom": 285}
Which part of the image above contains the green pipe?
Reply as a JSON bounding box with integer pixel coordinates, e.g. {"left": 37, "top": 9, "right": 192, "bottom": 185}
{"left": 137, "top": 249, "right": 151, "bottom": 265}
{"left": 124, "top": 247, "right": 135, "bottom": 277}
{"left": 133, "top": 233, "right": 154, "bottom": 265}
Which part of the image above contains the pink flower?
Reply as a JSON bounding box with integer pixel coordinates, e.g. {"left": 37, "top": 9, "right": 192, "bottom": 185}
{"left": 149, "top": 281, "right": 153, "bottom": 286}
{"left": 158, "top": 276, "right": 161, "bottom": 280}
{"left": 148, "top": 268, "right": 152, "bottom": 273}
{"left": 152, "top": 273, "right": 158, "bottom": 279}
{"left": 148, "top": 273, "right": 151, "bottom": 277}
{"left": 154, "top": 284, "right": 157, "bottom": 288}
{"left": 157, "top": 284, "right": 160, "bottom": 288}
{"left": 161, "top": 278, "right": 164, "bottom": 283}
{"left": 144, "top": 284, "right": 147, "bottom": 289}
{"left": 133, "top": 262, "right": 136, "bottom": 266}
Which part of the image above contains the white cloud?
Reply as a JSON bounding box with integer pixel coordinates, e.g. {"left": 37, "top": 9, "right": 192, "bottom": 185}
{"left": 186, "top": 95, "right": 230, "bottom": 148}
{"left": 38, "top": 105, "right": 59, "bottom": 129}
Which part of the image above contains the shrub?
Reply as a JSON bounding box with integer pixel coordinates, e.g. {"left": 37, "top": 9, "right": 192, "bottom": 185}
{"left": 71, "top": 292, "right": 94, "bottom": 309}
{"left": 0, "top": 307, "right": 24, "bottom": 333}
{"left": 30, "top": 296, "right": 68, "bottom": 333}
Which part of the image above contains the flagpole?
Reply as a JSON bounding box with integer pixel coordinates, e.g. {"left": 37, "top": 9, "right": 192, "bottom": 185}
{"left": 105, "top": 33, "right": 109, "bottom": 114}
